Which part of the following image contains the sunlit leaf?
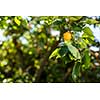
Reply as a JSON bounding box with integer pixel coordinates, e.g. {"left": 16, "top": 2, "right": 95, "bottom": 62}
{"left": 82, "top": 27, "right": 94, "bottom": 40}
{"left": 14, "top": 17, "right": 21, "bottom": 26}
{"left": 49, "top": 48, "right": 61, "bottom": 59}
{"left": 86, "top": 19, "right": 98, "bottom": 24}
{"left": 67, "top": 16, "right": 83, "bottom": 22}
{"left": 66, "top": 43, "right": 81, "bottom": 60}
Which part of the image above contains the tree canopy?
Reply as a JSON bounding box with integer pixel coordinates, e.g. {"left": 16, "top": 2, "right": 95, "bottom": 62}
{"left": 0, "top": 16, "right": 100, "bottom": 82}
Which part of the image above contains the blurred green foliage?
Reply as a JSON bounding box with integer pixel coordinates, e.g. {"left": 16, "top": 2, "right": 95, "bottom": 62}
{"left": 0, "top": 16, "right": 100, "bottom": 83}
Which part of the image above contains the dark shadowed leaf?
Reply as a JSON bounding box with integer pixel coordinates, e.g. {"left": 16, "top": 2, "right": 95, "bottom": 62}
{"left": 72, "top": 62, "right": 81, "bottom": 82}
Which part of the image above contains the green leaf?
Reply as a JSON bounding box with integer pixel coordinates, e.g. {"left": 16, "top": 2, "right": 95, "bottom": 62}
{"left": 73, "top": 26, "right": 82, "bottom": 31}
{"left": 49, "top": 46, "right": 69, "bottom": 59}
{"left": 86, "top": 19, "right": 98, "bottom": 24}
{"left": 49, "top": 48, "right": 61, "bottom": 59}
{"left": 79, "top": 40, "right": 87, "bottom": 48}
{"left": 72, "top": 62, "right": 81, "bottom": 82}
{"left": 66, "top": 43, "right": 81, "bottom": 60}
{"left": 14, "top": 17, "right": 21, "bottom": 26}
{"left": 59, "top": 46, "right": 68, "bottom": 57}
{"left": 83, "top": 27, "right": 93, "bottom": 36}
{"left": 82, "top": 27, "right": 94, "bottom": 44}
{"left": 69, "top": 53, "right": 75, "bottom": 60}
{"left": 82, "top": 49, "right": 91, "bottom": 69}
{"left": 68, "top": 16, "right": 83, "bottom": 22}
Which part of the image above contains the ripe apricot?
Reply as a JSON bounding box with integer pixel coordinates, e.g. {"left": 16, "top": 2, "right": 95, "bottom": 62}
{"left": 63, "top": 32, "right": 72, "bottom": 41}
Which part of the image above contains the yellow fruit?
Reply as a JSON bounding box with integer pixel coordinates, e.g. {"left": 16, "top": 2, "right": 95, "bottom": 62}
{"left": 63, "top": 32, "right": 72, "bottom": 41}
